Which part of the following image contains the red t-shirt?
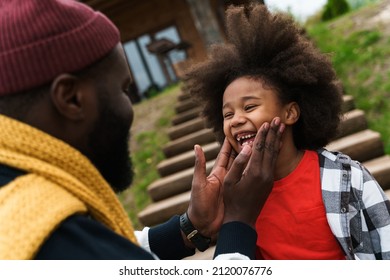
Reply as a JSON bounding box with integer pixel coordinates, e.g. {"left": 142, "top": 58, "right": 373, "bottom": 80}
{"left": 255, "top": 150, "right": 345, "bottom": 260}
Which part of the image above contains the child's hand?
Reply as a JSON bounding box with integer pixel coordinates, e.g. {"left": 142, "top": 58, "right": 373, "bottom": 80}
{"left": 223, "top": 117, "right": 285, "bottom": 228}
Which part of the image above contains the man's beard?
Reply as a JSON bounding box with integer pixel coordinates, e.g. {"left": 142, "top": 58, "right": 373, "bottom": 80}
{"left": 88, "top": 100, "right": 134, "bottom": 193}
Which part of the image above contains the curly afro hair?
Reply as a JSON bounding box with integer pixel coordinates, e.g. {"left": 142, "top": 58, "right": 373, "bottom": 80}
{"left": 183, "top": 4, "right": 343, "bottom": 150}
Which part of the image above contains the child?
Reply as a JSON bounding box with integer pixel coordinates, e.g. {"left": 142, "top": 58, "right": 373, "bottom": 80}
{"left": 184, "top": 4, "right": 390, "bottom": 259}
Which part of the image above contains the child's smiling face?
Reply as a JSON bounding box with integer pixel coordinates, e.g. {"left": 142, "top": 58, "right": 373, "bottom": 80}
{"left": 222, "top": 76, "right": 287, "bottom": 153}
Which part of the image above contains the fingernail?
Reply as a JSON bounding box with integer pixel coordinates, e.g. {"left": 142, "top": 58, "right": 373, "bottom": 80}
{"left": 274, "top": 117, "right": 280, "bottom": 126}
{"left": 194, "top": 145, "right": 199, "bottom": 155}
{"left": 241, "top": 145, "right": 251, "bottom": 155}
{"left": 279, "top": 123, "right": 285, "bottom": 133}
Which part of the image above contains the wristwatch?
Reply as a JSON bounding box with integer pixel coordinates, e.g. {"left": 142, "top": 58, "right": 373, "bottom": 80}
{"left": 179, "top": 212, "right": 211, "bottom": 252}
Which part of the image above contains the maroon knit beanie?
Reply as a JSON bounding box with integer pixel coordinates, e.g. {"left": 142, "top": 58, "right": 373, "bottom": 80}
{"left": 0, "top": 0, "right": 120, "bottom": 96}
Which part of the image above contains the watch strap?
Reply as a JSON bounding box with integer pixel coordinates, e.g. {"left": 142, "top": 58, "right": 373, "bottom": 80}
{"left": 179, "top": 212, "right": 211, "bottom": 252}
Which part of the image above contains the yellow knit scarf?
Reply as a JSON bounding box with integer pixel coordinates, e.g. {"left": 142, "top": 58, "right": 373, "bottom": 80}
{"left": 0, "top": 115, "right": 138, "bottom": 259}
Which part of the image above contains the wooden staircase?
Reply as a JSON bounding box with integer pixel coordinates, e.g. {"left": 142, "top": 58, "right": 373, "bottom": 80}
{"left": 137, "top": 92, "right": 390, "bottom": 258}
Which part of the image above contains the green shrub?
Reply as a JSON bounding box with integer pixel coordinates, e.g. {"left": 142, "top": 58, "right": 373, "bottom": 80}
{"left": 322, "top": 0, "right": 350, "bottom": 21}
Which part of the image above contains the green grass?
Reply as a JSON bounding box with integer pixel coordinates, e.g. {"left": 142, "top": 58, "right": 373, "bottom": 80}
{"left": 307, "top": 8, "right": 390, "bottom": 154}
{"left": 118, "top": 85, "right": 181, "bottom": 229}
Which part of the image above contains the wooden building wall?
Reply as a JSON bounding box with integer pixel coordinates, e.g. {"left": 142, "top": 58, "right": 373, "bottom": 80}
{"left": 83, "top": 0, "right": 211, "bottom": 62}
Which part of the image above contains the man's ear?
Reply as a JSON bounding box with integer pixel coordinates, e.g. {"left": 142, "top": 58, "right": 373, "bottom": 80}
{"left": 284, "top": 102, "right": 300, "bottom": 125}
{"left": 50, "top": 74, "right": 85, "bottom": 121}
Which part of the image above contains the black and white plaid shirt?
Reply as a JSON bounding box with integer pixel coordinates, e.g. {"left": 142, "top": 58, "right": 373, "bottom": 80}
{"left": 319, "top": 148, "right": 390, "bottom": 259}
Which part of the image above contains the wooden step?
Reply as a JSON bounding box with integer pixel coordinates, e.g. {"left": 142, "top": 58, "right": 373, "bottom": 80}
{"left": 168, "top": 117, "right": 206, "bottom": 140}
{"left": 163, "top": 128, "right": 216, "bottom": 158}
{"left": 178, "top": 92, "right": 191, "bottom": 101}
{"left": 171, "top": 107, "right": 202, "bottom": 126}
{"left": 148, "top": 160, "right": 215, "bottom": 202}
{"left": 138, "top": 191, "right": 191, "bottom": 227}
{"left": 326, "top": 129, "right": 384, "bottom": 163}
{"left": 342, "top": 95, "right": 355, "bottom": 113}
{"left": 337, "top": 109, "right": 368, "bottom": 139}
{"left": 363, "top": 155, "right": 390, "bottom": 191}
{"left": 158, "top": 142, "right": 220, "bottom": 177}
{"left": 175, "top": 98, "right": 197, "bottom": 114}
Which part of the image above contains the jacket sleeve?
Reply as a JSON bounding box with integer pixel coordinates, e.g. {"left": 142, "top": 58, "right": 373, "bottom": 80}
{"left": 213, "top": 222, "right": 257, "bottom": 260}
{"left": 145, "top": 216, "right": 257, "bottom": 260}
{"left": 147, "top": 215, "right": 195, "bottom": 260}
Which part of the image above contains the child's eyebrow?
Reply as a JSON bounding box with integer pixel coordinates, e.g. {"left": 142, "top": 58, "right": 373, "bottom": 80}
{"left": 241, "top": 95, "right": 262, "bottom": 101}
{"left": 222, "top": 95, "right": 262, "bottom": 108}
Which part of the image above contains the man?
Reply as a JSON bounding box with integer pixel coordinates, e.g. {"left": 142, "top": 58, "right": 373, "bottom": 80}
{"left": 0, "top": 0, "right": 284, "bottom": 259}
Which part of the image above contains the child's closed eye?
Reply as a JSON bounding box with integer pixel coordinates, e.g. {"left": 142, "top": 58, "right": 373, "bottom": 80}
{"left": 244, "top": 104, "right": 258, "bottom": 111}
{"left": 223, "top": 112, "right": 234, "bottom": 119}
